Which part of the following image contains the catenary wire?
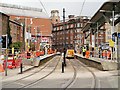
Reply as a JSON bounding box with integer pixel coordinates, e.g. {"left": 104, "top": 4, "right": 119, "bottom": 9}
{"left": 79, "top": 0, "right": 86, "bottom": 16}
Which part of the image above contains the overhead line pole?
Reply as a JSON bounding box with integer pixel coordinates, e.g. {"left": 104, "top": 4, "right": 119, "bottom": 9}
{"left": 63, "top": 8, "right": 66, "bottom": 66}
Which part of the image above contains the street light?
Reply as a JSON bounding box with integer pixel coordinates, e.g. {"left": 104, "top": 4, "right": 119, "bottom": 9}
{"left": 63, "top": 8, "right": 66, "bottom": 66}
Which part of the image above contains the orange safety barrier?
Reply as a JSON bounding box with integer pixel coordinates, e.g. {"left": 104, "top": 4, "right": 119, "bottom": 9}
{"left": 36, "top": 51, "right": 40, "bottom": 57}
{"left": 47, "top": 49, "right": 53, "bottom": 54}
{"left": 85, "top": 51, "right": 90, "bottom": 58}
{"left": 0, "top": 64, "right": 4, "bottom": 72}
{"left": 107, "top": 51, "right": 111, "bottom": 59}
{"left": 3, "top": 58, "right": 22, "bottom": 69}
{"left": 36, "top": 51, "right": 44, "bottom": 57}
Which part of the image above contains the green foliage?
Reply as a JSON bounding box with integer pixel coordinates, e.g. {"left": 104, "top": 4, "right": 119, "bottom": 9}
{"left": 31, "top": 43, "right": 35, "bottom": 51}
{"left": 10, "top": 42, "right": 22, "bottom": 50}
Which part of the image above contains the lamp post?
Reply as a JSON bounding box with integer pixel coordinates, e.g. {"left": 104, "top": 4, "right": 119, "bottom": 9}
{"left": 63, "top": 8, "right": 66, "bottom": 66}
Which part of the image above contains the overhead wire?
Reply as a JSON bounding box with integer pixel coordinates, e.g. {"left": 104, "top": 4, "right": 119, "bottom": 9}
{"left": 38, "top": 0, "right": 49, "bottom": 16}
{"left": 79, "top": 0, "right": 86, "bottom": 16}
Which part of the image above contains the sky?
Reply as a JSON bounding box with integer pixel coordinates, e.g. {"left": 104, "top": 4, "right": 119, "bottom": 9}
{"left": 1, "top": 0, "right": 107, "bottom": 19}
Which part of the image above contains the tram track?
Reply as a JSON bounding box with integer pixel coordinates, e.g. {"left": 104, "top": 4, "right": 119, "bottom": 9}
{"left": 76, "top": 58, "right": 97, "bottom": 89}
{"left": 63, "top": 58, "right": 98, "bottom": 89}
{"left": 16, "top": 56, "right": 61, "bottom": 89}
{"left": 62, "top": 59, "right": 77, "bottom": 90}
{"left": 3, "top": 56, "right": 61, "bottom": 89}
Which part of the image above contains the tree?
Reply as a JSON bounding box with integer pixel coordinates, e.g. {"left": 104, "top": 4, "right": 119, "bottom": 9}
{"left": 10, "top": 42, "right": 22, "bottom": 50}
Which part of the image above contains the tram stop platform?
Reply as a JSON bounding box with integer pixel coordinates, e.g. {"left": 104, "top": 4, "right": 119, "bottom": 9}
{"left": 75, "top": 54, "right": 118, "bottom": 71}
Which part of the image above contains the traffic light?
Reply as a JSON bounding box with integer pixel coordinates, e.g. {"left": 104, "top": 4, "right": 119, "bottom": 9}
{"left": 2, "top": 35, "right": 7, "bottom": 48}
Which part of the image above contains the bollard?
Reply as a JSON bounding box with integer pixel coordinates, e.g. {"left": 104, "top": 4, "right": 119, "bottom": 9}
{"left": 20, "top": 63, "right": 23, "bottom": 74}
{"left": 62, "top": 62, "right": 64, "bottom": 73}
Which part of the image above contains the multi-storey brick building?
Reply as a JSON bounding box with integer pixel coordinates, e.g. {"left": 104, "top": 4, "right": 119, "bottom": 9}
{"left": 9, "top": 20, "right": 23, "bottom": 43}
{"left": 52, "top": 15, "right": 89, "bottom": 52}
{"left": 0, "top": 12, "right": 9, "bottom": 36}
{"left": 0, "top": 3, "right": 52, "bottom": 51}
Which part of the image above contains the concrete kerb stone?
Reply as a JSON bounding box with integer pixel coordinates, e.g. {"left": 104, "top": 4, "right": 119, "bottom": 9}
{"left": 75, "top": 54, "right": 118, "bottom": 71}
{"left": 19, "top": 54, "right": 58, "bottom": 74}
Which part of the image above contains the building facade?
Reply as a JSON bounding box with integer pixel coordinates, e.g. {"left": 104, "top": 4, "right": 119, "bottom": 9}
{"left": 10, "top": 15, "right": 52, "bottom": 51}
{"left": 0, "top": 3, "right": 52, "bottom": 51}
{"left": 52, "top": 15, "right": 89, "bottom": 52}
{"left": 9, "top": 20, "right": 23, "bottom": 43}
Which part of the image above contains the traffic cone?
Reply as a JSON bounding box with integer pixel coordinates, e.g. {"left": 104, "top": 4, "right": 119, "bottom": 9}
{"left": 0, "top": 64, "right": 4, "bottom": 72}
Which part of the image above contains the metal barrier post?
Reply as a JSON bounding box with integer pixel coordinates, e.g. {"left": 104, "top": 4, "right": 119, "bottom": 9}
{"left": 62, "top": 61, "right": 64, "bottom": 73}
{"left": 5, "top": 49, "right": 8, "bottom": 76}
{"left": 20, "top": 63, "right": 23, "bottom": 74}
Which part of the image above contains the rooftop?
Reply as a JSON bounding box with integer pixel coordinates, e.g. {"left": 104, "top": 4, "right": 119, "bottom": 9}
{"left": 0, "top": 3, "right": 49, "bottom": 18}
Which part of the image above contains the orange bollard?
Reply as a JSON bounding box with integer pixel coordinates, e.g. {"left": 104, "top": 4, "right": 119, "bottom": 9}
{"left": 0, "top": 64, "right": 4, "bottom": 72}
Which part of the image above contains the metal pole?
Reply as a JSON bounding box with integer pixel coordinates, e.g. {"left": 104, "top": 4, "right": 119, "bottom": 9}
{"left": 25, "top": 18, "right": 27, "bottom": 51}
{"left": 97, "top": 22, "right": 99, "bottom": 58}
{"left": 62, "top": 61, "right": 64, "bottom": 73}
{"left": 63, "top": 8, "right": 66, "bottom": 66}
{"left": 5, "top": 34, "right": 8, "bottom": 76}
{"left": 20, "top": 63, "right": 23, "bottom": 74}
{"left": 112, "top": 10, "right": 115, "bottom": 60}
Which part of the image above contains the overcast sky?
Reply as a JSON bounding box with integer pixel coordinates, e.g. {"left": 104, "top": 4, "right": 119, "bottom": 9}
{"left": 1, "top": 0, "right": 107, "bottom": 19}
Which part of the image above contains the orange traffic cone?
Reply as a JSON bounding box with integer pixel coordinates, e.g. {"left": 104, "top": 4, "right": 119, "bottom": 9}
{"left": 0, "top": 64, "right": 4, "bottom": 72}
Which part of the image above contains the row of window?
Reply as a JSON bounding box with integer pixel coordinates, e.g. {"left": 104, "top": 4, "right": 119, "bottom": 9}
{"left": 55, "top": 41, "right": 73, "bottom": 45}
{"left": 53, "top": 23, "right": 83, "bottom": 31}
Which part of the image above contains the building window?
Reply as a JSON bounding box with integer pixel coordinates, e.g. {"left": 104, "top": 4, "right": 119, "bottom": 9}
{"left": 60, "top": 26, "right": 63, "bottom": 30}
{"left": 77, "top": 23, "right": 80, "bottom": 27}
{"left": 80, "top": 23, "right": 83, "bottom": 27}
{"left": 57, "top": 27, "right": 59, "bottom": 30}
{"left": 67, "top": 25, "right": 69, "bottom": 29}
{"left": 70, "top": 24, "right": 74, "bottom": 28}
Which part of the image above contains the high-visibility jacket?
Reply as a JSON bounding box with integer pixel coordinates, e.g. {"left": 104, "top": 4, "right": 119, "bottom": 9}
{"left": 85, "top": 51, "right": 90, "bottom": 58}
{"left": 82, "top": 48, "right": 86, "bottom": 52}
{"left": 107, "top": 51, "right": 111, "bottom": 59}
{"left": 102, "top": 51, "right": 105, "bottom": 57}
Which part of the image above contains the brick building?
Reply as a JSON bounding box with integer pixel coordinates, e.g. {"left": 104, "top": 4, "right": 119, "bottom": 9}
{"left": 0, "top": 12, "right": 9, "bottom": 35}
{"left": 0, "top": 3, "right": 52, "bottom": 51}
{"left": 9, "top": 19, "right": 23, "bottom": 43}
{"left": 52, "top": 15, "right": 89, "bottom": 52}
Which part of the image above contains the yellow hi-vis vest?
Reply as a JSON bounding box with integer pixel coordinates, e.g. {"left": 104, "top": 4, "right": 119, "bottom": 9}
{"left": 82, "top": 48, "right": 86, "bottom": 52}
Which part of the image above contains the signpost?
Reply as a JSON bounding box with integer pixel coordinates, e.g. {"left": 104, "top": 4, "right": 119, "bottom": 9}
{"left": 118, "top": 33, "right": 120, "bottom": 73}
{"left": 1, "top": 34, "right": 8, "bottom": 76}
